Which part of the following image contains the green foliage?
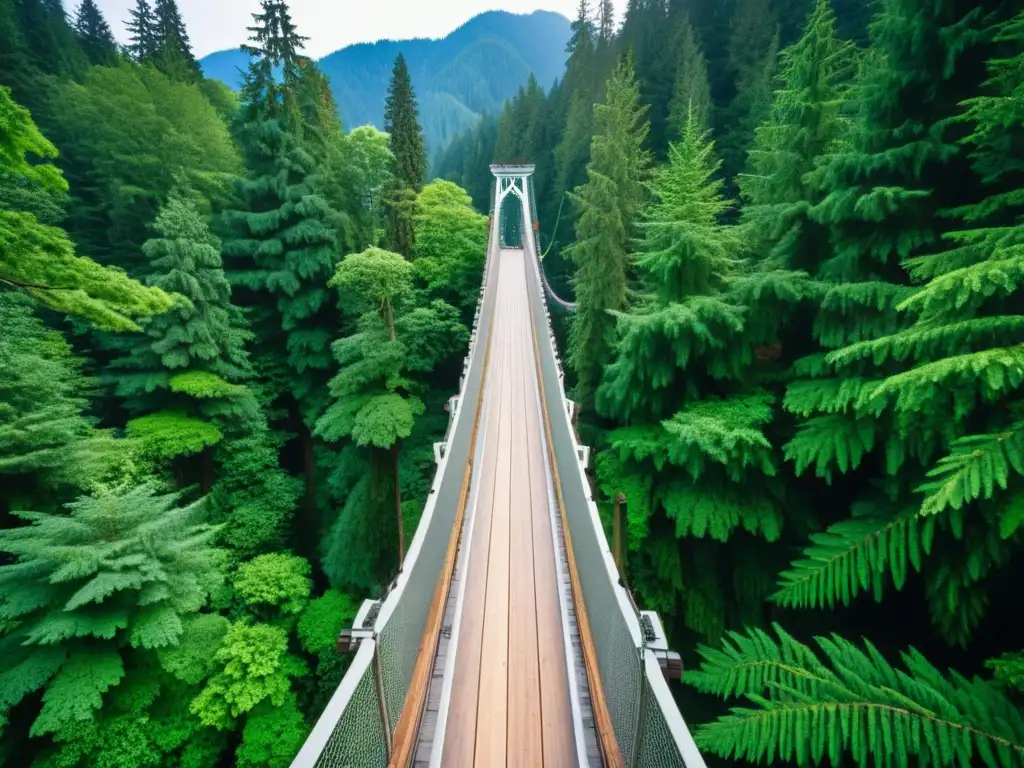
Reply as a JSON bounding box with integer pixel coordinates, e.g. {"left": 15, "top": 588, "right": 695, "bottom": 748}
{"left": 667, "top": 14, "right": 713, "bottom": 138}
{"left": 0, "top": 484, "right": 224, "bottom": 735}
{"left": 127, "top": 409, "right": 223, "bottom": 458}
{"left": 206, "top": 425, "right": 301, "bottom": 557}
{"left": 157, "top": 614, "right": 231, "bottom": 685}
{"left": 53, "top": 64, "right": 240, "bottom": 273}
{"left": 0, "top": 86, "right": 173, "bottom": 329}
{"left": 234, "top": 553, "right": 312, "bottom": 617}
{"left": 31, "top": 649, "right": 125, "bottom": 738}
{"left": 687, "top": 624, "right": 1024, "bottom": 767}
{"left": 108, "top": 193, "right": 255, "bottom": 426}
{"left": 297, "top": 590, "right": 357, "bottom": 654}
{"left": 73, "top": 0, "right": 118, "bottom": 66}
{"left": 236, "top": 693, "right": 306, "bottom": 768}
{"left": 190, "top": 621, "right": 306, "bottom": 729}
{"left": 413, "top": 180, "right": 487, "bottom": 316}
{"left": 330, "top": 246, "right": 414, "bottom": 315}
{"left": 0, "top": 294, "right": 94, "bottom": 498}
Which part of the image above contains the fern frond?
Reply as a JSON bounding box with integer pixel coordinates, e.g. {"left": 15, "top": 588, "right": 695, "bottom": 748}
{"left": 686, "top": 624, "right": 1024, "bottom": 768}
{"left": 917, "top": 422, "right": 1024, "bottom": 516}
{"left": 660, "top": 482, "right": 783, "bottom": 543}
{"left": 784, "top": 377, "right": 885, "bottom": 417}
{"left": 784, "top": 413, "right": 877, "bottom": 482}
{"left": 772, "top": 503, "right": 933, "bottom": 608}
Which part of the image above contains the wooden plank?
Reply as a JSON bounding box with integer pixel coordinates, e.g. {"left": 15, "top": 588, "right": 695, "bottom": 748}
{"left": 507, "top": 260, "right": 544, "bottom": 768}
{"left": 474, "top": 256, "right": 514, "bottom": 766}
{"left": 520, "top": 253, "right": 576, "bottom": 767}
{"left": 441, "top": 295, "right": 509, "bottom": 766}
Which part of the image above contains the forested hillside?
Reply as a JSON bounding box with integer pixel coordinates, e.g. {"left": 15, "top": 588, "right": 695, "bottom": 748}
{"left": 1, "top": 0, "right": 482, "bottom": 764}
{"left": 438, "top": 0, "right": 1024, "bottom": 764}
{"left": 199, "top": 10, "right": 572, "bottom": 160}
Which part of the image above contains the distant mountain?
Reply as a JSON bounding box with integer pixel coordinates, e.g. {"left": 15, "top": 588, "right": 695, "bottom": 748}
{"left": 198, "top": 10, "right": 571, "bottom": 159}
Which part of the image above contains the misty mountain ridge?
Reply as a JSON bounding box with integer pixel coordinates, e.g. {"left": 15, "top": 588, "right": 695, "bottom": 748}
{"left": 199, "top": 10, "right": 572, "bottom": 159}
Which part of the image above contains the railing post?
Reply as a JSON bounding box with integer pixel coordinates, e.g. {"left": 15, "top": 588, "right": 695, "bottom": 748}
{"left": 372, "top": 644, "right": 393, "bottom": 760}
{"left": 613, "top": 492, "right": 626, "bottom": 583}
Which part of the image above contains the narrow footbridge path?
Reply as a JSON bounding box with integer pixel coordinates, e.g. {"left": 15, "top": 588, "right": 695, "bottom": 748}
{"left": 291, "top": 166, "right": 706, "bottom": 768}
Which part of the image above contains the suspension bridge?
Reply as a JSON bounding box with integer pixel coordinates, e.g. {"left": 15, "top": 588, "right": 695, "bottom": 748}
{"left": 291, "top": 166, "right": 705, "bottom": 768}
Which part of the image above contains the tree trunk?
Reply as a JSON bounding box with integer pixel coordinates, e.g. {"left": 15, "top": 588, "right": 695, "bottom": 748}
{"left": 301, "top": 422, "right": 316, "bottom": 518}
{"left": 386, "top": 300, "right": 396, "bottom": 341}
{"left": 394, "top": 442, "right": 405, "bottom": 568}
{"left": 201, "top": 447, "right": 213, "bottom": 495}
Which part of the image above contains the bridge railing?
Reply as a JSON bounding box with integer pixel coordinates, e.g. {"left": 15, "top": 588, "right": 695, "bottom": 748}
{"left": 291, "top": 192, "right": 503, "bottom": 768}
{"left": 520, "top": 176, "right": 705, "bottom": 768}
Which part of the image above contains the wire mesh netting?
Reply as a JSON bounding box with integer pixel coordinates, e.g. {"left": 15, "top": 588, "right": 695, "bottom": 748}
{"left": 312, "top": 653, "right": 388, "bottom": 768}
{"left": 634, "top": 677, "right": 689, "bottom": 768}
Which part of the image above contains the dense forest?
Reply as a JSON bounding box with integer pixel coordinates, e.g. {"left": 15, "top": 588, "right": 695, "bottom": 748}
{"left": 1, "top": 0, "right": 483, "bottom": 764}
{"left": 3, "top": 0, "right": 1024, "bottom": 765}
{"left": 437, "top": 0, "right": 1024, "bottom": 764}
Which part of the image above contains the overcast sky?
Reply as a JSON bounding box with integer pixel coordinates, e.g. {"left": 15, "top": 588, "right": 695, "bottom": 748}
{"left": 91, "top": 1, "right": 579, "bottom": 60}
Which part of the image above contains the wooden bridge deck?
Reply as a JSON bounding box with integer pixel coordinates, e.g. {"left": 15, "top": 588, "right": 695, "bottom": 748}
{"left": 439, "top": 249, "right": 576, "bottom": 767}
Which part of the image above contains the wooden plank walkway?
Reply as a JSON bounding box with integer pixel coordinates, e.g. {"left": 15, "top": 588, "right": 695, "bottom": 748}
{"left": 439, "top": 250, "right": 576, "bottom": 767}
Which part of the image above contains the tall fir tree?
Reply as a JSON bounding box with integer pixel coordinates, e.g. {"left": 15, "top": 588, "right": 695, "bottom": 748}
{"left": 667, "top": 12, "right": 714, "bottom": 139}
{"left": 153, "top": 0, "right": 200, "bottom": 82}
{"left": 567, "top": 56, "right": 652, "bottom": 410}
{"left": 778, "top": 0, "right": 1019, "bottom": 647}
{"left": 739, "top": 0, "right": 857, "bottom": 272}
{"left": 223, "top": 0, "right": 341, "bottom": 409}
{"left": 383, "top": 53, "right": 426, "bottom": 258}
{"left": 125, "top": 0, "right": 159, "bottom": 62}
{"left": 222, "top": 1, "right": 343, "bottom": 555}
{"left": 72, "top": 0, "right": 117, "bottom": 66}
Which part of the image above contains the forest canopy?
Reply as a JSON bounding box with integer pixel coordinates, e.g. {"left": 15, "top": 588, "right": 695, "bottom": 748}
{"left": 3, "top": 0, "right": 1024, "bottom": 765}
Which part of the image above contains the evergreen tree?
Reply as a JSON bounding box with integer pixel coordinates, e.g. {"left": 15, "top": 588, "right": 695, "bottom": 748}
{"left": 0, "top": 294, "right": 96, "bottom": 514}
{"left": 73, "top": 0, "right": 117, "bottom": 66}
{"left": 153, "top": 0, "right": 200, "bottom": 82}
{"left": 125, "top": 0, "right": 159, "bottom": 62}
{"left": 108, "top": 193, "right": 257, "bottom": 488}
{"left": 619, "top": 0, "right": 677, "bottom": 156}
{"left": 667, "top": 12, "right": 714, "bottom": 138}
{"left": 567, "top": 57, "right": 651, "bottom": 410}
{"left": 383, "top": 53, "right": 426, "bottom": 257}
{"left": 223, "top": 1, "right": 342, "bottom": 410}
{"left": 778, "top": 0, "right": 1018, "bottom": 647}
{"left": 0, "top": 484, "right": 225, "bottom": 741}
{"left": 739, "top": 0, "right": 856, "bottom": 272}
{"left": 598, "top": 0, "right": 616, "bottom": 43}
{"left": 720, "top": 0, "right": 781, "bottom": 183}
